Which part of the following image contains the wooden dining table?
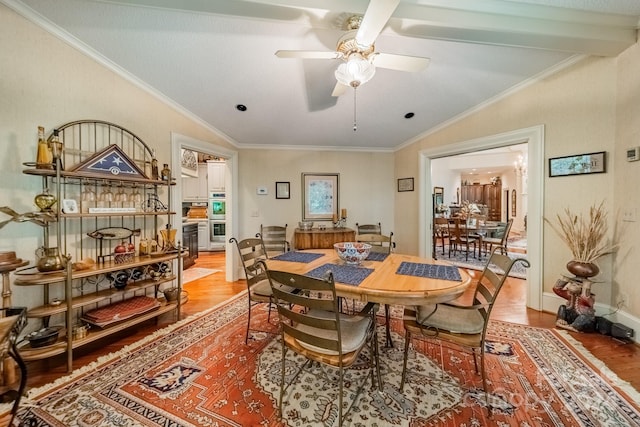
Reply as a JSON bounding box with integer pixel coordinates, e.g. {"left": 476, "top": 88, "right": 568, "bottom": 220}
{"left": 266, "top": 249, "right": 472, "bottom": 310}
{"left": 266, "top": 249, "right": 472, "bottom": 348}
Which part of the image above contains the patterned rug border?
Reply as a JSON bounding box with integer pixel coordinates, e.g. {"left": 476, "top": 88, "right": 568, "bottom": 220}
{"left": 9, "top": 290, "right": 248, "bottom": 407}
{"left": 553, "top": 328, "right": 640, "bottom": 404}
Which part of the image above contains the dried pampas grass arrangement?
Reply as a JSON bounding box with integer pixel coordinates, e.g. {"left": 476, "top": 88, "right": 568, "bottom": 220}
{"left": 545, "top": 201, "right": 617, "bottom": 264}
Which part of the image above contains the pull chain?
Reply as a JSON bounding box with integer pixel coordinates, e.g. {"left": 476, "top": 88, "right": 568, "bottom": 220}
{"left": 353, "top": 86, "right": 357, "bottom": 132}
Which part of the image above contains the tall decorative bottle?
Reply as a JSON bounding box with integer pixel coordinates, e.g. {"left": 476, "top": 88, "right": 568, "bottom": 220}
{"left": 35, "top": 126, "right": 53, "bottom": 169}
{"left": 151, "top": 149, "right": 159, "bottom": 180}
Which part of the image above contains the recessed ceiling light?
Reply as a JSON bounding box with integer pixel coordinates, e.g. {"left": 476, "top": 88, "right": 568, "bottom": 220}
{"left": 236, "top": 104, "right": 247, "bottom": 112}
{"left": 404, "top": 112, "right": 415, "bottom": 119}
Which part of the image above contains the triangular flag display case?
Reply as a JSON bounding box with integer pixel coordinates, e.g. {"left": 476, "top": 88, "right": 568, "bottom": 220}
{"left": 18, "top": 120, "right": 184, "bottom": 372}
{"left": 70, "top": 143, "right": 149, "bottom": 180}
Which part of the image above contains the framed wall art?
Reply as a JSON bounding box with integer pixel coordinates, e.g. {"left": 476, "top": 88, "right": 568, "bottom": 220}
{"left": 302, "top": 173, "right": 339, "bottom": 220}
{"left": 398, "top": 177, "right": 414, "bottom": 192}
{"left": 433, "top": 186, "right": 444, "bottom": 205}
{"left": 549, "top": 151, "right": 606, "bottom": 177}
{"left": 276, "top": 181, "right": 290, "bottom": 199}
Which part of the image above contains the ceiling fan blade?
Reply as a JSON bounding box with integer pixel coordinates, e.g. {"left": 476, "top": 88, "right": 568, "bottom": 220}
{"left": 356, "top": 0, "right": 401, "bottom": 48}
{"left": 331, "top": 82, "right": 349, "bottom": 97}
{"left": 275, "top": 50, "right": 341, "bottom": 60}
{"left": 371, "top": 52, "right": 430, "bottom": 72}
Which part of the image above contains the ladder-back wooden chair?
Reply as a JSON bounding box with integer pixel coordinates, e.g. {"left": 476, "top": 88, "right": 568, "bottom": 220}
{"left": 449, "top": 217, "right": 479, "bottom": 261}
{"left": 400, "top": 248, "right": 529, "bottom": 414}
{"left": 257, "top": 224, "right": 290, "bottom": 256}
{"left": 482, "top": 218, "right": 514, "bottom": 256}
{"left": 355, "top": 222, "right": 382, "bottom": 235}
{"left": 264, "top": 264, "right": 381, "bottom": 426}
{"left": 229, "top": 236, "right": 277, "bottom": 343}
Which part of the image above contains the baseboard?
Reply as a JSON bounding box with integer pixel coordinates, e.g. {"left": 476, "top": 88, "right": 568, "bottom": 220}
{"left": 542, "top": 292, "right": 638, "bottom": 343}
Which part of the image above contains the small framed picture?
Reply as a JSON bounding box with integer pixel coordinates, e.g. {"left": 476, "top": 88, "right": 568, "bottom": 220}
{"left": 62, "top": 199, "right": 79, "bottom": 214}
{"left": 276, "top": 181, "right": 290, "bottom": 199}
{"left": 397, "top": 177, "right": 414, "bottom": 192}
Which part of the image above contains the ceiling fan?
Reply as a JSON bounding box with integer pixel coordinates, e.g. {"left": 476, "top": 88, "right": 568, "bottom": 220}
{"left": 275, "top": 0, "right": 430, "bottom": 97}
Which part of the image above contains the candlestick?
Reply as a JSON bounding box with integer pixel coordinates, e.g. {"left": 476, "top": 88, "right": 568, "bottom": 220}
{"left": 341, "top": 208, "right": 347, "bottom": 219}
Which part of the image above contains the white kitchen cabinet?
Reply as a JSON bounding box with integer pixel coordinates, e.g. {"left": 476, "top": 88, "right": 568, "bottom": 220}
{"left": 208, "top": 162, "right": 226, "bottom": 191}
{"left": 183, "top": 164, "right": 209, "bottom": 200}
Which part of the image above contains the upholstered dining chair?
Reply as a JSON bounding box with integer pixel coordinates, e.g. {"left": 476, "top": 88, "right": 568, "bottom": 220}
{"left": 449, "top": 217, "right": 479, "bottom": 261}
{"left": 257, "top": 224, "right": 290, "bottom": 256}
{"left": 399, "top": 248, "right": 529, "bottom": 413}
{"left": 264, "top": 264, "right": 381, "bottom": 427}
{"left": 482, "top": 218, "right": 514, "bottom": 256}
{"left": 229, "top": 236, "right": 281, "bottom": 344}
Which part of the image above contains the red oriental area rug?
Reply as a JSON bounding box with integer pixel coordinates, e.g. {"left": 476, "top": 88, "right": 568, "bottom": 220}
{"left": 9, "top": 293, "right": 640, "bottom": 426}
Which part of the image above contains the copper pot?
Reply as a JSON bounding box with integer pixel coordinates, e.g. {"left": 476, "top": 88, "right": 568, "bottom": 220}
{"left": 566, "top": 261, "right": 599, "bottom": 278}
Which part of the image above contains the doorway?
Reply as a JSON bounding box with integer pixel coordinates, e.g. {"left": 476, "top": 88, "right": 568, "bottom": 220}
{"left": 170, "top": 133, "right": 238, "bottom": 282}
{"left": 419, "top": 125, "right": 544, "bottom": 310}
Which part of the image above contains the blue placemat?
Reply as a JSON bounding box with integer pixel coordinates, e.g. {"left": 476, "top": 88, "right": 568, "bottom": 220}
{"left": 396, "top": 262, "right": 462, "bottom": 281}
{"left": 366, "top": 252, "right": 389, "bottom": 262}
{"left": 306, "top": 263, "right": 374, "bottom": 286}
{"left": 271, "top": 251, "right": 324, "bottom": 263}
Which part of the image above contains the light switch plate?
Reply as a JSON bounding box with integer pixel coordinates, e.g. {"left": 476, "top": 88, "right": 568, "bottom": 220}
{"left": 257, "top": 186, "right": 268, "bottom": 195}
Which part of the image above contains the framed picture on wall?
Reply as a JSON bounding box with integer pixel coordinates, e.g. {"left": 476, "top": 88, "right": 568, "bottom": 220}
{"left": 398, "top": 177, "right": 414, "bottom": 192}
{"left": 433, "top": 186, "right": 444, "bottom": 205}
{"left": 302, "top": 173, "right": 339, "bottom": 220}
{"left": 276, "top": 181, "right": 290, "bottom": 199}
{"left": 549, "top": 151, "right": 606, "bottom": 177}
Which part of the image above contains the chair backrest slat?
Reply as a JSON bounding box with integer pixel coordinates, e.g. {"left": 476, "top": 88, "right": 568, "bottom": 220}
{"left": 272, "top": 287, "right": 336, "bottom": 312}
{"left": 266, "top": 269, "right": 348, "bottom": 356}
{"left": 472, "top": 249, "right": 529, "bottom": 323}
{"left": 259, "top": 224, "right": 289, "bottom": 255}
{"left": 356, "top": 222, "right": 382, "bottom": 235}
{"left": 281, "top": 322, "right": 341, "bottom": 352}
{"left": 229, "top": 237, "right": 268, "bottom": 280}
{"left": 356, "top": 232, "right": 394, "bottom": 253}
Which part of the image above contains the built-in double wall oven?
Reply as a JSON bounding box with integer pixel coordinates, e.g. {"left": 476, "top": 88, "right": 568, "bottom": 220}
{"left": 209, "top": 192, "right": 226, "bottom": 250}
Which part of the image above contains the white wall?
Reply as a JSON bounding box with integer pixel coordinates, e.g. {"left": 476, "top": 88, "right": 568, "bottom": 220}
{"left": 236, "top": 149, "right": 394, "bottom": 244}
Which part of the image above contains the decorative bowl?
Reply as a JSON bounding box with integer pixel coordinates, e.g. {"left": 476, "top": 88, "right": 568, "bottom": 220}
{"left": 26, "top": 326, "right": 61, "bottom": 348}
{"left": 298, "top": 221, "right": 314, "bottom": 231}
{"left": 334, "top": 242, "right": 372, "bottom": 265}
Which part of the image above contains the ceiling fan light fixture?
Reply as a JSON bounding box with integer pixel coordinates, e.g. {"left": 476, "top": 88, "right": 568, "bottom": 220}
{"left": 335, "top": 53, "right": 376, "bottom": 88}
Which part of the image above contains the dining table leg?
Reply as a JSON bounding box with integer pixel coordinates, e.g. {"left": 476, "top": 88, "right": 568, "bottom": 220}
{"left": 384, "top": 304, "right": 394, "bottom": 348}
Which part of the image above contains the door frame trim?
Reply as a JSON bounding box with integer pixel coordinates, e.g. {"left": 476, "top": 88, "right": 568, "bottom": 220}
{"left": 419, "top": 125, "right": 544, "bottom": 310}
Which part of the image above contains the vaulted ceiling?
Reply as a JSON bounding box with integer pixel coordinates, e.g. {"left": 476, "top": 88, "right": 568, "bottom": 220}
{"left": 6, "top": 0, "right": 640, "bottom": 151}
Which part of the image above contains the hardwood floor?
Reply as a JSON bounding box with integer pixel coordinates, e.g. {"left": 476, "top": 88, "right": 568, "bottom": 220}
{"left": 20, "top": 252, "right": 640, "bottom": 394}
